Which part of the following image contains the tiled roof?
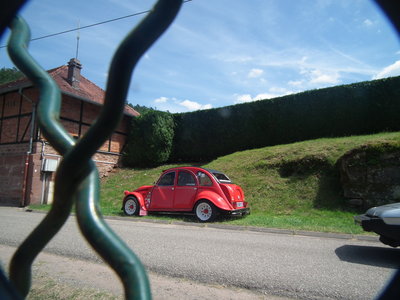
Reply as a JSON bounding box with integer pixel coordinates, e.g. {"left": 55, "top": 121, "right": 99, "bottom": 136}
{"left": 0, "top": 63, "right": 139, "bottom": 117}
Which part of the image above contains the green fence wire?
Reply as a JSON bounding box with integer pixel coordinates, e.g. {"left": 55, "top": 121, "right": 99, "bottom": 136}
{"left": 0, "top": 0, "right": 399, "bottom": 299}
{"left": 2, "top": 0, "right": 183, "bottom": 298}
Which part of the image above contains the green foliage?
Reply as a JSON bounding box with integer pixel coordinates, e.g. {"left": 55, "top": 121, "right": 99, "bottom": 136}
{"left": 0, "top": 66, "right": 23, "bottom": 84}
{"left": 171, "top": 76, "right": 400, "bottom": 162}
{"left": 129, "top": 104, "right": 156, "bottom": 114}
{"left": 123, "top": 110, "right": 175, "bottom": 167}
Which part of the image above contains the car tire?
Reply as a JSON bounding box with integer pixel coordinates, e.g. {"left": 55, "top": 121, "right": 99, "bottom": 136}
{"left": 123, "top": 196, "right": 140, "bottom": 216}
{"left": 379, "top": 235, "right": 400, "bottom": 247}
{"left": 195, "top": 200, "right": 218, "bottom": 222}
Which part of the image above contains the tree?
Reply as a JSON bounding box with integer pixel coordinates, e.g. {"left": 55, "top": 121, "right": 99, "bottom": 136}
{"left": 0, "top": 67, "right": 23, "bottom": 84}
{"left": 130, "top": 104, "right": 155, "bottom": 115}
{"left": 123, "top": 110, "right": 175, "bottom": 167}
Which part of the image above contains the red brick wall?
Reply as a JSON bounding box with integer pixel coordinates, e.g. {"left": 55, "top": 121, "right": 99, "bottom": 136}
{"left": 81, "top": 101, "right": 101, "bottom": 124}
{"left": 2, "top": 92, "right": 20, "bottom": 116}
{"left": 0, "top": 88, "right": 37, "bottom": 145}
{"left": 25, "top": 153, "right": 42, "bottom": 205}
{"left": 0, "top": 143, "right": 29, "bottom": 155}
{"left": 0, "top": 142, "right": 40, "bottom": 206}
{"left": 0, "top": 145, "right": 28, "bottom": 206}
{"left": 61, "top": 95, "right": 81, "bottom": 121}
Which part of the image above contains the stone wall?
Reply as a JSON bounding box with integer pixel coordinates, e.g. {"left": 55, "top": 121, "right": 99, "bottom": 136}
{"left": 41, "top": 142, "right": 121, "bottom": 177}
{"left": 93, "top": 152, "right": 121, "bottom": 178}
{"left": 337, "top": 147, "right": 400, "bottom": 208}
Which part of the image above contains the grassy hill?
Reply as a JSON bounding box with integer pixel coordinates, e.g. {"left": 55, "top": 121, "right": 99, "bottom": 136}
{"left": 100, "top": 131, "right": 400, "bottom": 234}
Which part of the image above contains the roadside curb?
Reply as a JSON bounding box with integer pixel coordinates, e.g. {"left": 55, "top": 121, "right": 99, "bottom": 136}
{"left": 206, "top": 223, "right": 379, "bottom": 243}
{"left": 22, "top": 208, "right": 380, "bottom": 244}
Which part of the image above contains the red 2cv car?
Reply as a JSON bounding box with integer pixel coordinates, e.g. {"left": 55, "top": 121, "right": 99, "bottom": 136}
{"left": 122, "top": 166, "right": 249, "bottom": 222}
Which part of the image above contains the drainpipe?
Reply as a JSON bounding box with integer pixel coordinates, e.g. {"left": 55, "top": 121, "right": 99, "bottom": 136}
{"left": 40, "top": 140, "right": 46, "bottom": 205}
{"left": 21, "top": 154, "right": 30, "bottom": 207}
{"left": 19, "top": 88, "right": 36, "bottom": 207}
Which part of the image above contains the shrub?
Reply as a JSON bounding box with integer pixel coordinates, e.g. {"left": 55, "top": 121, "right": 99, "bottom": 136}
{"left": 171, "top": 76, "right": 400, "bottom": 161}
{"left": 123, "top": 110, "right": 175, "bottom": 167}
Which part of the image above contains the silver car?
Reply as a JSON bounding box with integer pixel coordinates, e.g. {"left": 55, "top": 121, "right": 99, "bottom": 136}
{"left": 354, "top": 202, "right": 400, "bottom": 247}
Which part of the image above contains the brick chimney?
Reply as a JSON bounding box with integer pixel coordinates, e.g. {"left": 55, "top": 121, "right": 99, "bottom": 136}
{"left": 67, "top": 58, "right": 82, "bottom": 88}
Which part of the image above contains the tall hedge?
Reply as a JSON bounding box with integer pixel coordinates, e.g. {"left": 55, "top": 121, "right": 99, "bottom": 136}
{"left": 123, "top": 110, "right": 175, "bottom": 167}
{"left": 171, "top": 76, "right": 400, "bottom": 162}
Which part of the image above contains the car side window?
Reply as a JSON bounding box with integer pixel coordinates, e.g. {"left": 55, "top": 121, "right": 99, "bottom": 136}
{"left": 157, "top": 172, "right": 175, "bottom": 186}
{"left": 178, "top": 171, "right": 196, "bottom": 186}
{"left": 196, "top": 171, "right": 213, "bottom": 186}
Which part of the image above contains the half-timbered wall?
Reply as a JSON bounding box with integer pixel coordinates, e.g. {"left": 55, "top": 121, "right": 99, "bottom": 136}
{"left": 0, "top": 88, "right": 132, "bottom": 206}
{"left": 0, "top": 88, "right": 37, "bottom": 145}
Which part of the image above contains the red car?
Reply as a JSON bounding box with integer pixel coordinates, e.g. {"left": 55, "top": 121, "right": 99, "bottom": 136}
{"left": 122, "top": 166, "right": 249, "bottom": 222}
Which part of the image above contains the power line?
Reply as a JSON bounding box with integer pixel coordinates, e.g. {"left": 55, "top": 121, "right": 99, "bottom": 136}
{"left": 0, "top": 0, "right": 192, "bottom": 49}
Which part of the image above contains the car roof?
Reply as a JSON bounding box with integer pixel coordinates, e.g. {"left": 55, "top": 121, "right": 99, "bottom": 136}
{"left": 162, "top": 166, "right": 224, "bottom": 174}
{"left": 204, "top": 168, "right": 225, "bottom": 174}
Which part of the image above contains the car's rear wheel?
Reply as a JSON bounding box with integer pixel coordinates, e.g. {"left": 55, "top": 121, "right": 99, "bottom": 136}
{"left": 195, "top": 200, "right": 217, "bottom": 222}
{"left": 123, "top": 197, "right": 139, "bottom": 216}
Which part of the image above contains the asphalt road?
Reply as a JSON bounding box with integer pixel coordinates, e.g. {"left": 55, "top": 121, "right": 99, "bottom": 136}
{"left": 0, "top": 207, "right": 398, "bottom": 300}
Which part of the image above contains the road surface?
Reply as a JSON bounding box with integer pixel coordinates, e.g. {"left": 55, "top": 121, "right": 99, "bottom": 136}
{"left": 0, "top": 207, "right": 398, "bottom": 299}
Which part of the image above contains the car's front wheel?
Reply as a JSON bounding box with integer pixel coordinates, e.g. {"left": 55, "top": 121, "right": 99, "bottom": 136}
{"left": 123, "top": 197, "right": 139, "bottom": 216}
{"left": 195, "top": 200, "right": 218, "bottom": 222}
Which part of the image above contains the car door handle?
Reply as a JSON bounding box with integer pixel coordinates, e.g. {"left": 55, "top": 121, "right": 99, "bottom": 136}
{"left": 171, "top": 188, "right": 174, "bottom": 191}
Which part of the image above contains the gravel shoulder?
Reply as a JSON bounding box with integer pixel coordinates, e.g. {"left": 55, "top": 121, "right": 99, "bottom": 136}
{"left": 0, "top": 244, "right": 292, "bottom": 300}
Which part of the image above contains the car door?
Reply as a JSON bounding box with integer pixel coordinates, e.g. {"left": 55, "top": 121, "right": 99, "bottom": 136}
{"left": 174, "top": 170, "right": 198, "bottom": 209}
{"left": 149, "top": 171, "right": 175, "bottom": 210}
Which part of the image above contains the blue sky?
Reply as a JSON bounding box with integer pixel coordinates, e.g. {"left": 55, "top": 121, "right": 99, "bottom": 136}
{"left": 1, "top": 0, "right": 400, "bottom": 113}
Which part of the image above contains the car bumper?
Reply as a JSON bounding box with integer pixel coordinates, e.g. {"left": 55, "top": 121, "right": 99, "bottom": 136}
{"left": 228, "top": 207, "right": 250, "bottom": 216}
{"left": 354, "top": 214, "right": 377, "bottom": 231}
{"left": 354, "top": 214, "right": 400, "bottom": 246}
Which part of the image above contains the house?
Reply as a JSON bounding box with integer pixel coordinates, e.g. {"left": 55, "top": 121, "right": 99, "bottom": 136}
{"left": 0, "top": 58, "right": 139, "bottom": 206}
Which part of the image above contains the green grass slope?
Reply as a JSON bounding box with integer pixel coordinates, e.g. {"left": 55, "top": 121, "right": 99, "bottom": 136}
{"left": 100, "top": 131, "right": 400, "bottom": 234}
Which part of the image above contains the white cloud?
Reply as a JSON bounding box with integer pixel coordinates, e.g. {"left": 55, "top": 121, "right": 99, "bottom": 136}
{"left": 303, "top": 69, "right": 340, "bottom": 85}
{"left": 234, "top": 94, "right": 253, "bottom": 104}
{"left": 311, "top": 72, "right": 339, "bottom": 84}
{"left": 288, "top": 80, "right": 303, "bottom": 87}
{"left": 254, "top": 93, "right": 275, "bottom": 101}
{"left": 179, "top": 100, "right": 212, "bottom": 111}
{"left": 268, "top": 87, "right": 288, "bottom": 94}
{"left": 152, "top": 97, "right": 212, "bottom": 113}
{"left": 363, "top": 19, "right": 373, "bottom": 27}
{"left": 373, "top": 60, "right": 400, "bottom": 79}
{"left": 234, "top": 89, "right": 294, "bottom": 104}
{"left": 248, "top": 68, "right": 264, "bottom": 78}
{"left": 234, "top": 93, "right": 272, "bottom": 104}
{"left": 154, "top": 96, "right": 168, "bottom": 103}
